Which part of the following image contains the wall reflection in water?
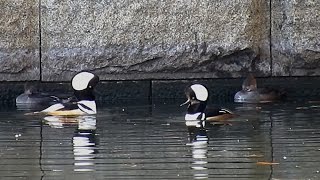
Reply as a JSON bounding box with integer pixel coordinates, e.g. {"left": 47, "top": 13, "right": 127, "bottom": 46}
{"left": 187, "top": 127, "right": 209, "bottom": 179}
{"left": 44, "top": 115, "right": 98, "bottom": 172}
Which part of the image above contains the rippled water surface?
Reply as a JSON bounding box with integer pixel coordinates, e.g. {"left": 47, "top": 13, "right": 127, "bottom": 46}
{"left": 1, "top": 102, "right": 320, "bottom": 179}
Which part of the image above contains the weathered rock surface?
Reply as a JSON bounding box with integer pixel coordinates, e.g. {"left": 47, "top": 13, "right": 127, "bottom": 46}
{"left": 41, "top": 0, "right": 270, "bottom": 81}
{"left": 272, "top": 0, "right": 320, "bottom": 76}
{"left": 0, "top": 0, "right": 40, "bottom": 81}
{"left": 1, "top": 0, "right": 320, "bottom": 81}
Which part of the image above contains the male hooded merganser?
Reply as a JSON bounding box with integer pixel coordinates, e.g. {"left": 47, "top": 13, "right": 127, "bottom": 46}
{"left": 234, "top": 73, "right": 285, "bottom": 103}
{"left": 40, "top": 71, "right": 99, "bottom": 116}
{"left": 181, "top": 84, "right": 235, "bottom": 128}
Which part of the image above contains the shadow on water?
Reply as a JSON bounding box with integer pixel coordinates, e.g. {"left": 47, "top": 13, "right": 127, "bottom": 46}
{"left": 0, "top": 101, "right": 320, "bottom": 179}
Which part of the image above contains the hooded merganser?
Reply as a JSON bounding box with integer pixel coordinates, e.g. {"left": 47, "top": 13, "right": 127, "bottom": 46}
{"left": 234, "top": 73, "right": 285, "bottom": 103}
{"left": 16, "top": 83, "right": 64, "bottom": 107}
{"left": 40, "top": 71, "right": 99, "bottom": 116}
{"left": 181, "top": 84, "right": 235, "bottom": 127}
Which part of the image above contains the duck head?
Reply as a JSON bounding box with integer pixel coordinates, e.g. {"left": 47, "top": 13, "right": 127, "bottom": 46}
{"left": 181, "top": 84, "right": 208, "bottom": 114}
{"left": 234, "top": 73, "right": 260, "bottom": 103}
{"left": 72, "top": 71, "right": 99, "bottom": 101}
{"left": 23, "top": 82, "right": 38, "bottom": 95}
{"left": 242, "top": 73, "right": 257, "bottom": 92}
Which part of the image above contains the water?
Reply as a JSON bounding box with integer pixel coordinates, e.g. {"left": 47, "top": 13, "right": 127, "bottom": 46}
{"left": 1, "top": 102, "right": 320, "bottom": 179}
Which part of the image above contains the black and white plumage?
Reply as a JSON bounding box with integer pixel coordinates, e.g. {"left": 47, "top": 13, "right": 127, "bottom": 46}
{"left": 41, "top": 71, "right": 99, "bottom": 116}
{"left": 181, "top": 84, "right": 235, "bottom": 127}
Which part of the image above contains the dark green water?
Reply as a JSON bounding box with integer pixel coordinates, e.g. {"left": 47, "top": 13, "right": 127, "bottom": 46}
{"left": 0, "top": 102, "right": 320, "bottom": 179}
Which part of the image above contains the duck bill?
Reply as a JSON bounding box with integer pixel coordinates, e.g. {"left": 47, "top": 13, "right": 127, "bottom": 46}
{"left": 180, "top": 99, "right": 190, "bottom": 106}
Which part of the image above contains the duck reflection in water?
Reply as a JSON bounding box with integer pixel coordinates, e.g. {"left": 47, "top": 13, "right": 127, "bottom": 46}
{"left": 187, "top": 127, "right": 209, "bottom": 180}
{"left": 44, "top": 115, "right": 98, "bottom": 172}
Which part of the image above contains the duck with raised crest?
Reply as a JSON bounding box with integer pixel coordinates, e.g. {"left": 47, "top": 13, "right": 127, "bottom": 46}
{"left": 39, "top": 71, "right": 99, "bottom": 116}
{"left": 181, "top": 84, "right": 235, "bottom": 128}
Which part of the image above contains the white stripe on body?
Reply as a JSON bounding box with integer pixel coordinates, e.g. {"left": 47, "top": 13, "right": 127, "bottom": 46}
{"left": 77, "top": 100, "right": 97, "bottom": 115}
{"left": 41, "top": 103, "right": 65, "bottom": 112}
{"left": 219, "top": 108, "right": 233, "bottom": 114}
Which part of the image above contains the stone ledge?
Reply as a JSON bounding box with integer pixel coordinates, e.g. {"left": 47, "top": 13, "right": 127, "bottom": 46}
{"left": 1, "top": 77, "right": 320, "bottom": 107}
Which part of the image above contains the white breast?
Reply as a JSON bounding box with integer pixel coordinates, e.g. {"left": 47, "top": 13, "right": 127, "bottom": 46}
{"left": 185, "top": 113, "right": 205, "bottom": 127}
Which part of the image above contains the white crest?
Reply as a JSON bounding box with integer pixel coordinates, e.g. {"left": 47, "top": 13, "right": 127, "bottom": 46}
{"left": 190, "top": 84, "right": 208, "bottom": 101}
{"left": 72, "top": 72, "right": 95, "bottom": 91}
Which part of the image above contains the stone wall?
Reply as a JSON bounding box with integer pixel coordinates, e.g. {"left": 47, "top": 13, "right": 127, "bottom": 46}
{"left": 272, "top": 0, "right": 320, "bottom": 76}
{"left": 0, "top": 0, "right": 40, "bottom": 81}
{"left": 0, "top": 0, "right": 319, "bottom": 81}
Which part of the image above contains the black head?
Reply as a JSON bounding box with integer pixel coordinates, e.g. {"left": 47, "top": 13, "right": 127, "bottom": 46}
{"left": 71, "top": 71, "right": 99, "bottom": 101}
{"left": 181, "top": 84, "right": 208, "bottom": 114}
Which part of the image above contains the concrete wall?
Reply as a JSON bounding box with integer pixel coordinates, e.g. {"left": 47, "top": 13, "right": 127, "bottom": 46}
{"left": 0, "top": 0, "right": 319, "bottom": 81}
